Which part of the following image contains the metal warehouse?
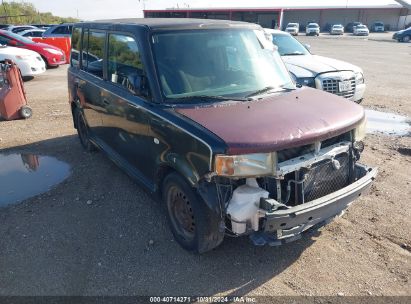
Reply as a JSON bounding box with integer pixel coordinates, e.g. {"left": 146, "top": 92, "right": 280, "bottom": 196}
{"left": 144, "top": 1, "right": 411, "bottom": 30}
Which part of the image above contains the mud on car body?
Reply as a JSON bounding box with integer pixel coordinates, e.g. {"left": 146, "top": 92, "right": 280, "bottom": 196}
{"left": 68, "top": 18, "right": 376, "bottom": 253}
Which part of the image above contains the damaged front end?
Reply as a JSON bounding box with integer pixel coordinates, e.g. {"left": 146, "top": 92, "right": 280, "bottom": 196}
{"left": 199, "top": 129, "right": 377, "bottom": 246}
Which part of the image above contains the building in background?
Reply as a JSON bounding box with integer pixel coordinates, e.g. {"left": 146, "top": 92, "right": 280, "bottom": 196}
{"left": 144, "top": 1, "right": 411, "bottom": 30}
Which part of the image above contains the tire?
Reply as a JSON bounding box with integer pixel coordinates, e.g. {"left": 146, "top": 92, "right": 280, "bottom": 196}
{"left": 20, "top": 106, "right": 32, "bottom": 119}
{"left": 74, "top": 107, "right": 96, "bottom": 152}
{"left": 403, "top": 35, "right": 410, "bottom": 43}
{"left": 163, "top": 172, "right": 224, "bottom": 253}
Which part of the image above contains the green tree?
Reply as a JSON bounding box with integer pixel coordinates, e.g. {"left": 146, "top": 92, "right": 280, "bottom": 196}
{"left": 0, "top": 1, "right": 78, "bottom": 24}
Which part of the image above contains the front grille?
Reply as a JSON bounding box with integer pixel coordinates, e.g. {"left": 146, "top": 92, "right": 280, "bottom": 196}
{"left": 260, "top": 152, "right": 352, "bottom": 205}
{"left": 322, "top": 77, "right": 356, "bottom": 99}
{"left": 301, "top": 153, "right": 350, "bottom": 202}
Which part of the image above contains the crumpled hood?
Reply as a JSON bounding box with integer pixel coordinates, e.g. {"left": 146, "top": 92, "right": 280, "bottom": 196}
{"left": 175, "top": 87, "right": 364, "bottom": 155}
{"left": 283, "top": 54, "right": 361, "bottom": 77}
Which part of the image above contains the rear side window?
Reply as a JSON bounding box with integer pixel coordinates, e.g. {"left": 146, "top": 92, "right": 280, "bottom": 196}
{"left": 82, "top": 30, "right": 105, "bottom": 78}
{"left": 52, "top": 25, "right": 70, "bottom": 35}
{"left": 71, "top": 27, "right": 82, "bottom": 69}
{"left": 107, "top": 33, "right": 144, "bottom": 92}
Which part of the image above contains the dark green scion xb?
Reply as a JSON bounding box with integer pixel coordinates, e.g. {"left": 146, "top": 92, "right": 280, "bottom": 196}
{"left": 68, "top": 18, "right": 376, "bottom": 253}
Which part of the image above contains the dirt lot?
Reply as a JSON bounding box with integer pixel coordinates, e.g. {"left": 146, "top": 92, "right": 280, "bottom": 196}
{"left": 0, "top": 35, "right": 410, "bottom": 298}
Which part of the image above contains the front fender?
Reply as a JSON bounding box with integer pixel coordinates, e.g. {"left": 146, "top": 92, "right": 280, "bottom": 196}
{"left": 163, "top": 152, "right": 202, "bottom": 187}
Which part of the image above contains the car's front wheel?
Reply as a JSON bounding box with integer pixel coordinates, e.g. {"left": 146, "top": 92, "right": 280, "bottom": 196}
{"left": 403, "top": 35, "right": 410, "bottom": 43}
{"left": 163, "top": 172, "right": 224, "bottom": 253}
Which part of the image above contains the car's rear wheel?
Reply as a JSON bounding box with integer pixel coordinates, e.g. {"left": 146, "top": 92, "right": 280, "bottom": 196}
{"left": 163, "top": 172, "right": 224, "bottom": 253}
{"left": 74, "top": 107, "right": 96, "bottom": 152}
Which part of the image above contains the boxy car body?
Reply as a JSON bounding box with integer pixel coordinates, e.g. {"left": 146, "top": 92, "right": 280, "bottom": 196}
{"left": 285, "top": 23, "right": 299, "bottom": 36}
{"left": 306, "top": 23, "right": 320, "bottom": 36}
{"left": 68, "top": 19, "right": 376, "bottom": 253}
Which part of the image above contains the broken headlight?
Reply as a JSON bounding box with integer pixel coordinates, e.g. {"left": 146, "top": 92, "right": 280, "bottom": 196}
{"left": 214, "top": 153, "right": 276, "bottom": 177}
{"left": 353, "top": 117, "right": 367, "bottom": 141}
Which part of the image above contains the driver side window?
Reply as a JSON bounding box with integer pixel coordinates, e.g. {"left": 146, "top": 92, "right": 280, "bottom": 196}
{"left": 107, "top": 33, "right": 146, "bottom": 95}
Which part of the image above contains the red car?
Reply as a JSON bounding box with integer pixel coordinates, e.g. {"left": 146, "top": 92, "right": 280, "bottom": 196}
{"left": 0, "top": 30, "right": 66, "bottom": 67}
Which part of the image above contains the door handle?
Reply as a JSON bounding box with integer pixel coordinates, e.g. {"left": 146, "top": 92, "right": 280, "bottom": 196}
{"left": 103, "top": 99, "right": 111, "bottom": 105}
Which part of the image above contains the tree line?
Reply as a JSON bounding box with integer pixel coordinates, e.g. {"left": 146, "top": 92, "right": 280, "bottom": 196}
{"left": 0, "top": 1, "right": 78, "bottom": 25}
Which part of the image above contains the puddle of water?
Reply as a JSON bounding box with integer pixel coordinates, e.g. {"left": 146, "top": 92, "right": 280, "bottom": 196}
{"left": 0, "top": 153, "right": 70, "bottom": 207}
{"left": 365, "top": 109, "right": 411, "bottom": 136}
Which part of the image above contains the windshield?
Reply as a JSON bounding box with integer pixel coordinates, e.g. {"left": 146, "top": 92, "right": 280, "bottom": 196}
{"left": 333, "top": 25, "right": 343, "bottom": 28}
{"left": 357, "top": 25, "right": 367, "bottom": 29}
{"left": 3, "top": 31, "right": 34, "bottom": 44}
{"left": 308, "top": 24, "right": 319, "bottom": 28}
{"left": 270, "top": 33, "right": 309, "bottom": 56}
{"left": 375, "top": 22, "right": 383, "bottom": 26}
{"left": 152, "top": 29, "right": 294, "bottom": 102}
{"left": 287, "top": 23, "right": 298, "bottom": 28}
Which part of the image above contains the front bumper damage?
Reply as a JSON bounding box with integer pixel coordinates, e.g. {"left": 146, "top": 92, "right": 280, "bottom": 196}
{"left": 250, "top": 164, "right": 377, "bottom": 246}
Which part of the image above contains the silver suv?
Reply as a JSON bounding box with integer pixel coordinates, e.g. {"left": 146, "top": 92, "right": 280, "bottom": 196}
{"left": 306, "top": 23, "right": 320, "bottom": 36}
{"left": 266, "top": 29, "right": 365, "bottom": 103}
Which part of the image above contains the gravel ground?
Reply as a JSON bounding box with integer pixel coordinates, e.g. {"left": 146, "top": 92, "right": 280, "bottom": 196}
{"left": 0, "top": 35, "right": 410, "bottom": 298}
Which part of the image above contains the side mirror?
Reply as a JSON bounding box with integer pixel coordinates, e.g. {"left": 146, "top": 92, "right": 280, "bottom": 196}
{"left": 128, "top": 73, "right": 149, "bottom": 97}
{"left": 8, "top": 40, "right": 17, "bottom": 46}
{"left": 303, "top": 43, "right": 311, "bottom": 51}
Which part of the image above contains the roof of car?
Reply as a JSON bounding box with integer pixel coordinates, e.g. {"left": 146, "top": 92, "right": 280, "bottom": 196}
{"left": 19, "top": 29, "right": 45, "bottom": 34}
{"left": 264, "top": 28, "right": 290, "bottom": 35}
{"left": 80, "top": 18, "right": 259, "bottom": 30}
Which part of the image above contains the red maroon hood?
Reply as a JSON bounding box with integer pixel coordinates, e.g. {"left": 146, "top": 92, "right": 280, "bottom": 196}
{"left": 175, "top": 87, "right": 365, "bottom": 155}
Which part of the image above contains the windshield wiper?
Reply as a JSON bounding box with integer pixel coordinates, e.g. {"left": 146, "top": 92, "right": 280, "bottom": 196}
{"left": 246, "top": 86, "right": 296, "bottom": 98}
{"left": 282, "top": 52, "right": 304, "bottom": 56}
{"left": 168, "top": 95, "right": 248, "bottom": 103}
{"left": 245, "top": 86, "right": 277, "bottom": 98}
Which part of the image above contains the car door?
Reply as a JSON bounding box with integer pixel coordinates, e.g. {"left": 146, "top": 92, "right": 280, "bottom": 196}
{"left": 74, "top": 28, "right": 106, "bottom": 139}
{"left": 98, "top": 32, "right": 154, "bottom": 189}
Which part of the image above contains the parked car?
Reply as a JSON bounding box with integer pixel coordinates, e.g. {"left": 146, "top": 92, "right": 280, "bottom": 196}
{"left": 330, "top": 24, "right": 344, "bottom": 35}
{"left": 19, "top": 29, "right": 46, "bottom": 38}
{"left": 3, "top": 25, "right": 37, "bottom": 33}
{"left": 346, "top": 22, "right": 362, "bottom": 33}
{"left": 0, "top": 45, "right": 46, "bottom": 77}
{"left": 42, "top": 23, "right": 73, "bottom": 38}
{"left": 0, "top": 30, "right": 66, "bottom": 67}
{"left": 353, "top": 24, "right": 369, "bottom": 36}
{"left": 285, "top": 23, "right": 299, "bottom": 36}
{"left": 393, "top": 27, "right": 411, "bottom": 42}
{"left": 306, "top": 23, "right": 320, "bottom": 36}
{"left": 265, "top": 29, "right": 365, "bottom": 103}
{"left": 371, "top": 21, "right": 385, "bottom": 32}
{"left": 30, "top": 24, "right": 55, "bottom": 29}
{"left": 68, "top": 19, "right": 376, "bottom": 253}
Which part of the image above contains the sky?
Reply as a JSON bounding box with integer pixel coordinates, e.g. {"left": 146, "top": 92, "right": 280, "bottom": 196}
{"left": 14, "top": 0, "right": 407, "bottom": 21}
